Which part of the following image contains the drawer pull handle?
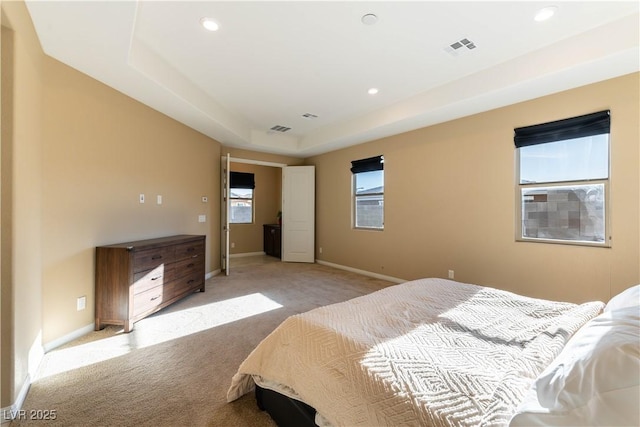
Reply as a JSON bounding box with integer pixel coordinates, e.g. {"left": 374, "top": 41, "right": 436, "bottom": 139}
{"left": 151, "top": 276, "right": 161, "bottom": 281}
{"left": 191, "top": 254, "right": 199, "bottom": 258}
{"left": 150, "top": 295, "right": 161, "bottom": 301}
{"left": 188, "top": 279, "right": 195, "bottom": 284}
{"left": 187, "top": 247, "right": 195, "bottom": 252}
{"left": 187, "top": 263, "right": 194, "bottom": 268}
{"left": 151, "top": 255, "right": 163, "bottom": 260}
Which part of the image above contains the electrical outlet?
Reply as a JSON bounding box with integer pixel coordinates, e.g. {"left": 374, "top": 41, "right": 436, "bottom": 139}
{"left": 157, "top": 195, "right": 162, "bottom": 205}
{"left": 231, "top": 242, "right": 235, "bottom": 248}
{"left": 77, "top": 296, "right": 86, "bottom": 311}
{"left": 139, "top": 194, "right": 145, "bottom": 203}
{"left": 448, "top": 270, "right": 455, "bottom": 279}
{"left": 319, "top": 247, "right": 323, "bottom": 254}
{"left": 198, "top": 215, "right": 206, "bottom": 223}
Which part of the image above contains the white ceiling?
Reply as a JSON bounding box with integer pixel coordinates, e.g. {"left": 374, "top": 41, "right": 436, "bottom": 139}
{"left": 25, "top": 1, "right": 639, "bottom": 158}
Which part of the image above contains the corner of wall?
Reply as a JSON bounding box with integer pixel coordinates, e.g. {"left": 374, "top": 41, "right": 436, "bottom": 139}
{"left": 0, "top": 373, "right": 30, "bottom": 424}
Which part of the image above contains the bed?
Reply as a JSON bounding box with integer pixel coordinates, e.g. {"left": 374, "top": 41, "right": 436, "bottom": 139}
{"left": 227, "top": 278, "right": 639, "bottom": 426}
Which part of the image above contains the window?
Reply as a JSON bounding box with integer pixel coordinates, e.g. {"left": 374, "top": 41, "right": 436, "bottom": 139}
{"left": 351, "top": 155, "right": 384, "bottom": 229}
{"left": 515, "top": 110, "right": 610, "bottom": 246}
{"left": 230, "top": 172, "right": 255, "bottom": 224}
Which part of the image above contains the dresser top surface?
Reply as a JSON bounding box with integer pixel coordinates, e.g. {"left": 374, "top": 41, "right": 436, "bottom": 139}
{"left": 98, "top": 234, "right": 205, "bottom": 250}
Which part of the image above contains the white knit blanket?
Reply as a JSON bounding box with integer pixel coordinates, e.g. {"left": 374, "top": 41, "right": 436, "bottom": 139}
{"left": 227, "top": 278, "right": 603, "bottom": 426}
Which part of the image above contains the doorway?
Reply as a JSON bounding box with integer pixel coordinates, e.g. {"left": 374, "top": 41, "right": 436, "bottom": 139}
{"left": 221, "top": 155, "right": 315, "bottom": 275}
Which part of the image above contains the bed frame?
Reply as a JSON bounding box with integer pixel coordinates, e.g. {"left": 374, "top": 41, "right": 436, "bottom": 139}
{"left": 255, "top": 385, "right": 316, "bottom": 427}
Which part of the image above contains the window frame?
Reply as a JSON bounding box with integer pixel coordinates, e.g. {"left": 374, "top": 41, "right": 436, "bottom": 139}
{"left": 229, "top": 188, "right": 254, "bottom": 224}
{"left": 514, "top": 111, "right": 611, "bottom": 247}
{"left": 515, "top": 177, "right": 610, "bottom": 247}
{"left": 351, "top": 156, "right": 384, "bottom": 231}
{"left": 229, "top": 171, "right": 255, "bottom": 225}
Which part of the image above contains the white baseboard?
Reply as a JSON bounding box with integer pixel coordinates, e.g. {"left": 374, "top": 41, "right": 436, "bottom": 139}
{"left": 43, "top": 269, "right": 221, "bottom": 353}
{"left": 6, "top": 268, "right": 223, "bottom": 424}
{"left": 206, "top": 269, "right": 221, "bottom": 280}
{"left": 229, "top": 251, "right": 266, "bottom": 258}
{"left": 1, "top": 374, "right": 31, "bottom": 424}
{"left": 43, "top": 323, "right": 95, "bottom": 353}
{"left": 316, "top": 260, "right": 406, "bottom": 284}
{"left": 44, "top": 268, "right": 223, "bottom": 352}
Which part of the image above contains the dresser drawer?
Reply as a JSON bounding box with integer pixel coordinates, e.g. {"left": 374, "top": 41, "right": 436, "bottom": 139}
{"left": 132, "top": 285, "right": 165, "bottom": 316}
{"left": 171, "top": 256, "right": 204, "bottom": 280}
{"left": 182, "top": 271, "right": 204, "bottom": 292}
{"left": 133, "top": 246, "right": 174, "bottom": 273}
{"left": 132, "top": 263, "right": 176, "bottom": 295}
{"left": 164, "top": 272, "right": 203, "bottom": 301}
{"left": 175, "top": 240, "right": 204, "bottom": 261}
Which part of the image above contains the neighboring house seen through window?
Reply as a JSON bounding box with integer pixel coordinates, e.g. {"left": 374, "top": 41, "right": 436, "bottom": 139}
{"left": 515, "top": 110, "right": 610, "bottom": 246}
{"left": 351, "top": 155, "right": 384, "bottom": 230}
{"left": 230, "top": 171, "right": 255, "bottom": 224}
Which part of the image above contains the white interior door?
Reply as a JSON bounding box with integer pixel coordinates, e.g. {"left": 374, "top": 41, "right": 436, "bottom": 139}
{"left": 220, "top": 154, "right": 231, "bottom": 275}
{"left": 282, "top": 166, "right": 315, "bottom": 263}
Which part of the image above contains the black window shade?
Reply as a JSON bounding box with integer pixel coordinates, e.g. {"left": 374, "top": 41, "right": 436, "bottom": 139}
{"left": 514, "top": 110, "right": 610, "bottom": 148}
{"left": 230, "top": 172, "right": 255, "bottom": 189}
{"left": 350, "top": 155, "right": 384, "bottom": 174}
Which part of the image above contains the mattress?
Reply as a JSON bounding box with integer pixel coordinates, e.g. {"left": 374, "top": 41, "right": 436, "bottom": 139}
{"left": 228, "top": 278, "right": 604, "bottom": 426}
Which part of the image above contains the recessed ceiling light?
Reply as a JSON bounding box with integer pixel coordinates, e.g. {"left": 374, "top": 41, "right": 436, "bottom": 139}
{"left": 368, "top": 88, "right": 379, "bottom": 95}
{"left": 361, "top": 14, "right": 378, "bottom": 25}
{"left": 200, "top": 17, "right": 219, "bottom": 31}
{"left": 534, "top": 6, "right": 558, "bottom": 22}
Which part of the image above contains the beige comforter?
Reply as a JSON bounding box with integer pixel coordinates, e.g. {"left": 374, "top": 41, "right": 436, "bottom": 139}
{"left": 227, "top": 278, "right": 603, "bottom": 426}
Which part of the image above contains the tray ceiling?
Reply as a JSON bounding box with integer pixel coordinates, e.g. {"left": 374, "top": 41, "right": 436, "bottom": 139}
{"left": 25, "top": 1, "right": 640, "bottom": 157}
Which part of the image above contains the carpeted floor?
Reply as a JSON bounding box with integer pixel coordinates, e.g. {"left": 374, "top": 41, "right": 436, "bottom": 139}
{"left": 13, "top": 257, "right": 392, "bottom": 426}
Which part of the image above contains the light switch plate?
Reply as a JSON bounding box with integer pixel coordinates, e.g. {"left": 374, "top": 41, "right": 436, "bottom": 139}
{"left": 77, "top": 296, "right": 86, "bottom": 311}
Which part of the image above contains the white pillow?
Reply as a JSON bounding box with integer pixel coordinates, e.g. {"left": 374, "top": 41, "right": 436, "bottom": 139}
{"left": 605, "top": 284, "right": 640, "bottom": 312}
{"left": 510, "top": 306, "right": 640, "bottom": 426}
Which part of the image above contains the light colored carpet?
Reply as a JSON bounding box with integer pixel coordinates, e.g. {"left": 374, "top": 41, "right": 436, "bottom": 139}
{"left": 13, "top": 257, "right": 392, "bottom": 426}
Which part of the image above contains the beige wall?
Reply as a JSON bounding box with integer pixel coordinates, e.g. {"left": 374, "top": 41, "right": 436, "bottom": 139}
{"left": 1, "top": 0, "right": 222, "bottom": 408}
{"left": 222, "top": 147, "right": 304, "bottom": 167}
{"left": 1, "top": 1, "right": 45, "bottom": 407}
{"left": 221, "top": 147, "right": 304, "bottom": 257}
{"left": 41, "top": 55, "right": 221, "bottom": 343}
{"left": 308, "top": 73, "right": 639, "bottom": 304}
{"left": 229, "top": 163, "right": 281, "bottom": 255}
{"left": 1, "top": 17, "right": 11, "bottom": 411}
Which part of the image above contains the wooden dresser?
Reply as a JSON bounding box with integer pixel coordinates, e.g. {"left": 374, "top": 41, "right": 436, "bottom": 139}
{"left": 95, "top": 234, "right": 206, "bottom": 332}
{"left": 263, "top": 224, "right": 281, "bottom": 258}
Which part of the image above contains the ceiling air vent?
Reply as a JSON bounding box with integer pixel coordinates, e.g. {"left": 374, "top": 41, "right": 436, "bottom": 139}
{"left": 270, "top": 125, "right": 291, "bottom": 133}
{"left": 444, "top": 37, "right": 477, "bottom": 56}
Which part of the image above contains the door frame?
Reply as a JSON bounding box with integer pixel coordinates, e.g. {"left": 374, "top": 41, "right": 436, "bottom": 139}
{"left": 220, "top": 155, "right": 287, "bottom": 274}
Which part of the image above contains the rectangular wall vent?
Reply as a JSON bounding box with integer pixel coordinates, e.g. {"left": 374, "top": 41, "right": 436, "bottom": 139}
{"left": 444, "top": 37, "right": 477, "bottom": 56}
{"left": 270, "top": 125, "right": 291, "bottom": 133}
